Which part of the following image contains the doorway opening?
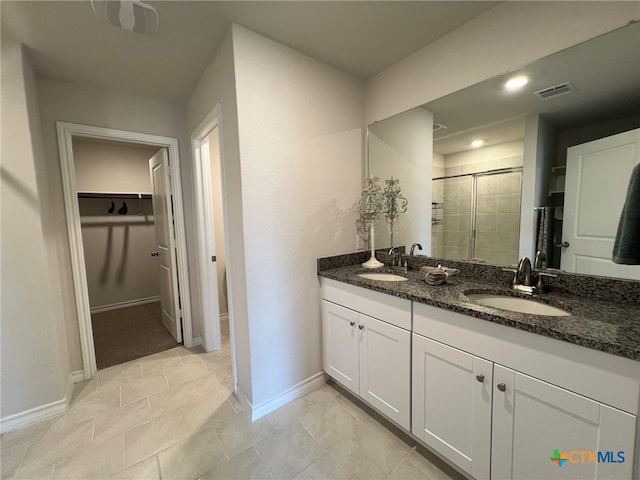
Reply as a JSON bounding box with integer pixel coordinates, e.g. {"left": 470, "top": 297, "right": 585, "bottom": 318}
{"left": 73, "top": 138, "right": 181, "bottom": 369}
{"left": 191, "top": 104, "right": 235, "bottom": 376}
{"left": 58, "top": 122, "right": 193, "bottom": 379}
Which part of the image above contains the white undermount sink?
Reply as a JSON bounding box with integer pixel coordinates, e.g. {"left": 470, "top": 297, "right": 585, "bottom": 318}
{"left": 358, "top": 272, "right": 408, "bottom": 282}
{"left": 466, "top": 293, "right": 570, "bottom": 317}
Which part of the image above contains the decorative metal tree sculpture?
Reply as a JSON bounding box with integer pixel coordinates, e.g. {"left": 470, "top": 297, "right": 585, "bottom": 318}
{"left": 382, "top": 177, "right": 408, "bottom": 246}
{"left": 356, "top": 176, "right": 387, "bottom": 269}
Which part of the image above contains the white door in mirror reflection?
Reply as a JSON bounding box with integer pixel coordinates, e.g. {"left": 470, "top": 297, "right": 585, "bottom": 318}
{"left": 562, "top": 129, "right": 640, "bottom": 280}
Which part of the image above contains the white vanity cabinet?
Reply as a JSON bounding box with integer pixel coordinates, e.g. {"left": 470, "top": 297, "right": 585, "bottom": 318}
{"left": 491, "top": 365, "right": 636, "bottom": 480}
{"left": 412, "top": 334, "right": 493, "bottom": 479}
{"left": 321, "top": 278, "right": 411, "bottom": 430}
{"left": 413, "top": 302, "right": 639, "bottom": 480}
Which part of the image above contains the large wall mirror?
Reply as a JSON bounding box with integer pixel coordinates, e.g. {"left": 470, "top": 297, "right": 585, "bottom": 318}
{"left": 368, "top": 22, "right": 640, "bottom": 280}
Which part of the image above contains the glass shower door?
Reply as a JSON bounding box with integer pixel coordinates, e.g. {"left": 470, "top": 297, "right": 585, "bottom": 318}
{"left": 432, "top": 169, "right": 522, "bottom": 264}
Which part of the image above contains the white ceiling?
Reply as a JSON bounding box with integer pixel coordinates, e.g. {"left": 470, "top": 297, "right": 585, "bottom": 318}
{"left": 1, "top": 1, "right": 497, "bottom": 103}
{"left": 431, "top": 21, "right": 640, "bottom": 155}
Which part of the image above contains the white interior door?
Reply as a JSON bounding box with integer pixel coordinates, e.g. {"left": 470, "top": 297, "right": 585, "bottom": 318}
{"left": 562, "top": 129, "right": 640, "bottom": 279}
{"left": 198, "top": 136, "right": 221, "bottom": 352}
{"left": 149, "top": 148, "right": 182, "bottom": 342}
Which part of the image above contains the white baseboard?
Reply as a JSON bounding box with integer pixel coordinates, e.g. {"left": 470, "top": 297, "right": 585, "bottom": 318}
{"left": 0, "top": 398, "right": 67, "bottom": 435}
{"left": 240, "top": 372, "right": 326, "bottom": 421}
{"left": 234, "top": 386, "right": 253, "bottom": 416}
{"left": 1, "top": 370, "right": 85, "bottom": 435}
{"left": 191, "top": 336, "right": 203, "bottom": 347}
{"left": 90, "top": 296, "right": 160, "bottom": 314}
{"left": 220, "top": 313, "right": 230, "bottom": 335}
{"left": 70, "top": 370, "right": 85, "bottom": 384}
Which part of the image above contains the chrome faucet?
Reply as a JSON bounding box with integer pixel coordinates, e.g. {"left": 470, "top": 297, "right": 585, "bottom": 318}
{"left": 503, "top": 252, "right": 557, "bottom": 295}
{"left": 387, "top": 246, "right": 407, "bottom": 271}
{"left": 410, "top": 243, "right": 423, "bottom": 256}
{"left": 518, "top": 257, "right": 533, "bottom": 287}
{"left": 534, "top": 250, "right": 546, "bottom": 270}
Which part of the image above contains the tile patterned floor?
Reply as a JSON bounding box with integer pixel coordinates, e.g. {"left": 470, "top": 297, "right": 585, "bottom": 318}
{"left": 1, "top": 337, "right": 461, "bottom": 480}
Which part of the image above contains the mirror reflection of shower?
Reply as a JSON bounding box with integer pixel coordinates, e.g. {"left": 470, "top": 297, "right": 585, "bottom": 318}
{"left": 432, "top": 168, "right": 522, "bottom": 265}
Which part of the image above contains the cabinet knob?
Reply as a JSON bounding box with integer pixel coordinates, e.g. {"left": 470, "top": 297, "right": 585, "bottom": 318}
{"left": 150, "top": 251, "right": 159, "bottom": 257}
{"left": 349, "top": 321, "right": 355, "bottom": 327}
{"left": 358, "top": 325, "right": 365, "bottom": 330}
{"left": 476, "top": 374, "right": 485, "bottom": 383}
{"left": 497, "top": 383, "right": 507, "bottom": 392}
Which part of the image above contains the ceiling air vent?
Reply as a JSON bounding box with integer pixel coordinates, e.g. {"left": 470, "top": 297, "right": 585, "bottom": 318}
{"left": 535, "top": 82, "right": 575, "bottom": 100}
{"left": 91, "top": 0, "right": 159, "bottom": 35}
{"left": 433, "top": 123, "right": 447, "bottom": 133}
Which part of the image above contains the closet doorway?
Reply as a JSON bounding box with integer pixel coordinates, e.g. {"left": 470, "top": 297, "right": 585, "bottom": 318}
{"left": 191, "top": 104, "right": 232, "bottom": 357}
{"left": 58, "top": 122, "right": 193, "bottom": 379}
{"left": 74, "top": 138, "right": 179, "bottom": 369}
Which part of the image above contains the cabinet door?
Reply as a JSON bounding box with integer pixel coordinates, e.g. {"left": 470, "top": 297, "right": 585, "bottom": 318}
{"left": 359, "top": 314, "right": 411, "bottom": 430}
{"left": 322, "top": 300, "right": 359, "bottom": 394}
{"left": 412, "top": 335, "right": 492, "bottom": 480}
{"left": 492, "top": 365, "right": 636, "bottom": 480}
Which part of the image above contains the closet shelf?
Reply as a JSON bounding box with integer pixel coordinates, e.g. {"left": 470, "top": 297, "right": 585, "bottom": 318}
{"left": 77, "top": 191, "right": 152, "bottom": 199}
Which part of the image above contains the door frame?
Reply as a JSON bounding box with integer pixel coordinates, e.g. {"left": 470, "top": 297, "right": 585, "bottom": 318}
{"left": 57, "top": 121, "right": 193, "bottom": 379}
{"left": 191, "top": 104, "right": 234, "bottom": 362}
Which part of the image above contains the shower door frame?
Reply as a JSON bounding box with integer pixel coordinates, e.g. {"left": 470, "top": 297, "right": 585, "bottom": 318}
{"left": 433, "top": 167, "right": 523, "bottom": 261}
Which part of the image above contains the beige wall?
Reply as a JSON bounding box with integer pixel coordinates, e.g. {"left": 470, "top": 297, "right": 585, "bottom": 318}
{"left": 1, "top": 35, "right": 70, "bottom": 419}
{"left": 36, "top": 77, "right": 196, "bottom": 372}
{"left": 368, "top": 107, "right": 433, "bottom": 251}
{"left": 232, "top": 24, "right": 364, "bottom": 407}
{"left": 365, "top": 2, "right": 640, "bottom": 123}
{"left": 187, "top": 29, "right": 253, "bottom": 400}
{"left": 74, "top": 139, "right": 158, "bottom": 193}
{"left": 74, "top": 139, "right": 161, "bottom": 310}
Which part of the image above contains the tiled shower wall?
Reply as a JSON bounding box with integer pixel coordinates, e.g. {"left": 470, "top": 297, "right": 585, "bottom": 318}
{"left": 475, "top": 171, "right": 522, "bottom": 265}
{"left": 432, "top": 152, "right": 522, "bottom": 265}
{"left": 441, "top": 175, "right": 472, "bottom": 260}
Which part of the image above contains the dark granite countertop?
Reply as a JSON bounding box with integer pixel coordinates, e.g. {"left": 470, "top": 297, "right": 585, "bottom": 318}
{"left": 319, "top": 264, "right": 640, "bottom": 362}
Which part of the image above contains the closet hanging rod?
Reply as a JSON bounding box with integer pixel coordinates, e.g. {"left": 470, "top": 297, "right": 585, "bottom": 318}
{"left": 77, "top": 191, "right": 152, "bottom": 199}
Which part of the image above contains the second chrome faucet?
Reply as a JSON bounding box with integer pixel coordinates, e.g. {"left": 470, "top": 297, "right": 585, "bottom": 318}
{"left": 388, "top": 243, "right": 424, "bottom": 271}
{"left": 503, "top": 251, "right": 557, "bottom": 295}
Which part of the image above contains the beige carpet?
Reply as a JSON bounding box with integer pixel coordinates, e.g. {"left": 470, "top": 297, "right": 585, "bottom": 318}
{"left": 91, "top": 301, "right": 180, "bottom": 369}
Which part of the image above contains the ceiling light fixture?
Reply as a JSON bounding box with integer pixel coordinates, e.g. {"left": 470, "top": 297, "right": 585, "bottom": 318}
{"left": 504, "top": 75, "right": 530, "bottom": 92}
{"left": 91, "top": 0, "right": 159, "bottom": 35}
{"left": 471, "top": 139, "right": 484, "bottom": 148}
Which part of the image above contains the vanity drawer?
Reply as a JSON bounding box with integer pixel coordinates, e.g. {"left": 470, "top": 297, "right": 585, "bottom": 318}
{"left": 321, "top": 278, "right": 411, "bottom": 330}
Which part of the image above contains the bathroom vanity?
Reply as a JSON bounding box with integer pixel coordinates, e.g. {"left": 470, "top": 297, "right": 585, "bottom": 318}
{"left": 318, "top": 254, "right": 640, "bottom": 480}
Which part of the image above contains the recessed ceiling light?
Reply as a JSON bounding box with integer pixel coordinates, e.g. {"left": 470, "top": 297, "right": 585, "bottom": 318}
{"left": 471, "top": 139, "right": 484, "bottom": 148}
{"left": 505, "top": 75, "right": 530, "bottom": 92}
